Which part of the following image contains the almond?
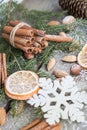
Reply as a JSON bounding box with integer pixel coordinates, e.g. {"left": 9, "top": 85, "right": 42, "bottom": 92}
{"left": 53, "top": 69, "right": 68, "bottom": 78}
{"left": 47, "top": 58, "right": 56, "bottom": 71}
{"left": 0, "top": 107, "right": 6, "bottom": 126}
{"left": 61, "top": 55, "right": 77, "bottom": 63}
{"left": 47, "top": 20, "right": 60, "bottom": 26}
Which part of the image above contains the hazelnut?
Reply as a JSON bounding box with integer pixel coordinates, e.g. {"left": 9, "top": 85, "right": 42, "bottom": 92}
{"left": 70, "top": 64, "right": 81, "bottom": 75}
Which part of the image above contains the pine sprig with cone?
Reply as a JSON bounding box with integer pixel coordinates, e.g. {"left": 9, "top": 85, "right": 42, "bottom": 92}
{"left": 59, "top": 0, "right": 87, "bottom": 18}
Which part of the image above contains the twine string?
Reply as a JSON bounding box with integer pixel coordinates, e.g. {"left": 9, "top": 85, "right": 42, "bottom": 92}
{"left": 10, "top": 22, "right": 31, "bottom": 47}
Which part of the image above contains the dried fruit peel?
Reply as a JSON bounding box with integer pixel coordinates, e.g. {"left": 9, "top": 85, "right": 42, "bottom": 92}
{"left": 5, "top": 71, "right": 40, "bottom": 100}
{"left": 78, "top": 45, "right": 87, "bottom": 69}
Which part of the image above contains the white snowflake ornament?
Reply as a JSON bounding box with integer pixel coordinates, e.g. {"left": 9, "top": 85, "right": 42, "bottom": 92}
{"left": 27, "top": 76, "right": 87, "bottom": 125}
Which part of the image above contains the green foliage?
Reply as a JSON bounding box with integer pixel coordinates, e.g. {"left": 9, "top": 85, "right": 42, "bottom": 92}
{"left": 0, "top": 88, "right": 7, "bottom": 102}
{"left": 27, "top": 10, "right": 75, "bottom": 34}
{"left": 70, "top": 19, "right": 87, "bottom": 45}
{"left": 34, "top": 107, "right": 44, "bottom": 119}
{"left": 10, "top": 100, "right": 24, "bottom": 117}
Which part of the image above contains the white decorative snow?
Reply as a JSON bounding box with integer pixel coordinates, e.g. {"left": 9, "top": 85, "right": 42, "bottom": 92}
{"left": 27, "top": 76, "right": 87, "bottom": 125}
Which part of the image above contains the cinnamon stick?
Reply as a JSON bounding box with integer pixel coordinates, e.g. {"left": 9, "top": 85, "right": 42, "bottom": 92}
{"left": 34, "top": 42, "right": 41, "bottom": 48}
{"left": 19, "top": 45, "right": 41, "bottom": 54}
{"left": 9, "top": 20, "right": 31, "bottom": 29}
{"left": 24, "top": 52, "right": 34, "bottom": 59}
{"left": 2, "top": 33, "right": 41, "bottom": 53}
{"left": 21, "top": 118, "right": 61, "bottom": 130}
{"left": 43, "top": 126, "right": 52, "bottom": 130}
{"left": 1, "top": 54, "right": 4, "bottom": 85}
{"left": 43, "top": 125, "right": 56, "bottom": 130}
{"left": 2, "top": 53, "right": 7, "bottom": 81}
{"left": 34, "top": 41, "right": 48, "bottom": 50}
{"left": 43, "top": 123, "right": 61, "bottom": 130}
{"left": 4, "top": 26, "right": 34, "bottom": 37}
{"left": 35, "top": 36, "right": 46, "bottom": 44}
{"left": 2, "top": 33, "right": 33, "bottom": 47}
{"left": 0, "top": 53, "right": 7, "bottom": 86}
{"left": 15, "top": 43, "right": 31, "bottom": 53}
{"left": 30, "top": 120, "right": 48, "bottom": 130}
{"left": 9, "top": 20, "right": 45, "bottom": 36}
{"left": 33, "top": 47, "right": 42, "bottom": 54}
{"left": 21, "top": 36, "right": 35, "bottom": 43}
{"left": 21, "top": 118, "right": 41, "bottom": 130}
{"left": 41, "top": 41, "right": 48, "bottom": 49}
{"left": 51, "top": 124, "right": 61, "bottom": 130}
{"left": 45, "top": 34, "right": 73, "bottom": 42}
{"left": 0, "top": 54, "right": 2, "bottom": 86}
{"left": 23, "top": 46, "right": 41, "bottom": 54}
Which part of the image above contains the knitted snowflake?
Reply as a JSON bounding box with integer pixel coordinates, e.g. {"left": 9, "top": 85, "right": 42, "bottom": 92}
{"left": 27, "top": 76, "right": 87, "bottom": 125}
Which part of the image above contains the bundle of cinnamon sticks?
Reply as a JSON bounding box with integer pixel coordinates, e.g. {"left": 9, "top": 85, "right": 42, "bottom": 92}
{"left": 2, "top": 20, "right": 48, "bottom": 59}
{"left": 21, "top": 118, "right": 61, "bottom": 130}
{"left": 2, "top": 20, "right": 73, "bottom": 59}
{"left": 0, "top": 53, "right": 7, "bottom": 87}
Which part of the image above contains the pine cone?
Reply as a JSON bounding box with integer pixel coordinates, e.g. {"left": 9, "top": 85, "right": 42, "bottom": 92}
{"left": 59, "top": 0, "right": 87, "bottom": 18}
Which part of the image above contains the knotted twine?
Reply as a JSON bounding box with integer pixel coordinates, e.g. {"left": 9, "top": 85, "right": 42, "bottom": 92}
{"left": 9, "top": 22, "right": 31, "bottom": 47}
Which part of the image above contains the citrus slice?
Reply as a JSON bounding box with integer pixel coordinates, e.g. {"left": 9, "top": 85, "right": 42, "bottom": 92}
{"left": 82, "top": 44, "right": 87, "bottom": 53}
{"left": 5, "top": 71, "right": 39, "bottom": 100}
{"left": 78, "top": 44, "right": 87, "bottom": 69}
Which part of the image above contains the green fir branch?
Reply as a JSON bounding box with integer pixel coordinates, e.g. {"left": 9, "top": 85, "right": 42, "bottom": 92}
{"left": 0, "top": 88, "right": 7, "bottom": 102}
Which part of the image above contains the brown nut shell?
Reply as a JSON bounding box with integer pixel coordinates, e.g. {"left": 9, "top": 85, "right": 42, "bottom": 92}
{"left": 70, "top": 64, "right": 81, "bottom": 75}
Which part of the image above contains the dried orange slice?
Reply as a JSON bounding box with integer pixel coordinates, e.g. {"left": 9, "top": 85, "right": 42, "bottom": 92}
{"left": 78, "top": 44, "right": 87, "bottom": 69}
{"left": 5, "top": 71, "right": 39, "bottom": 100}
